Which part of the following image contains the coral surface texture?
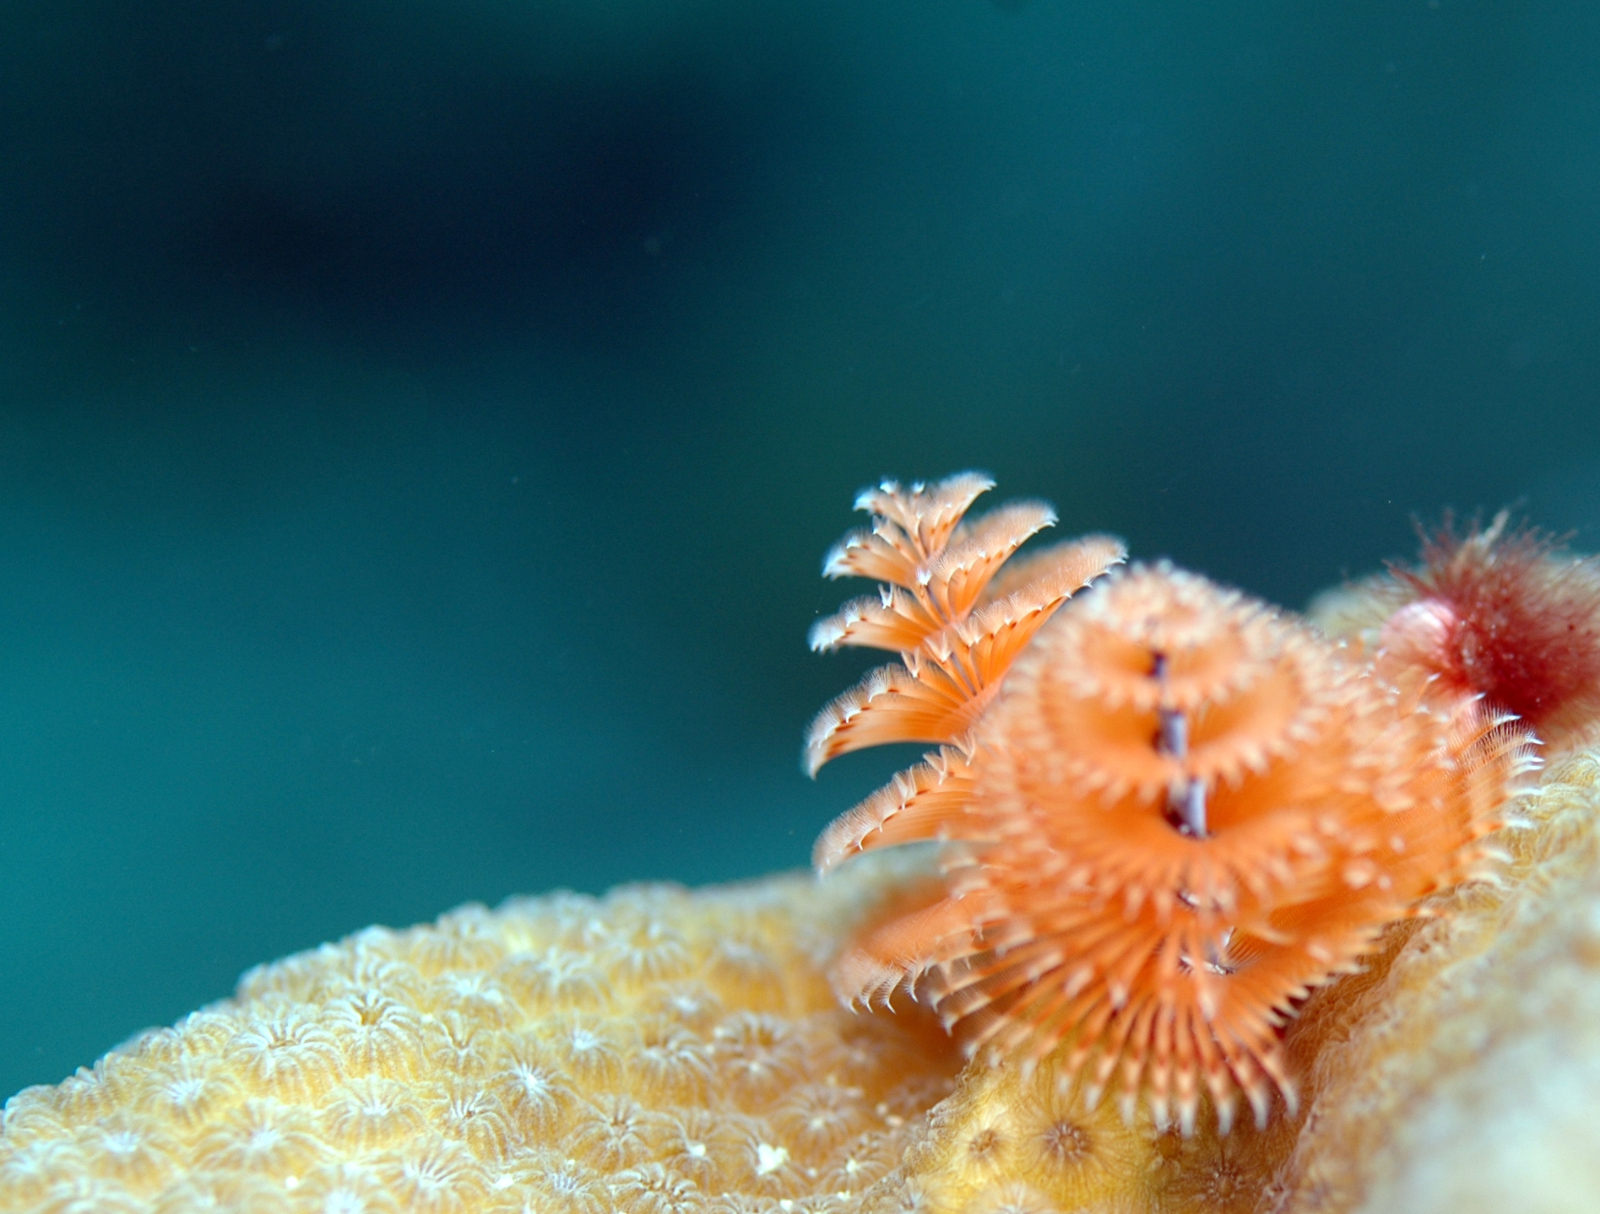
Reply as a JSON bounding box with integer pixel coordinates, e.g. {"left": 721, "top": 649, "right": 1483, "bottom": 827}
{"left": 6, "top": 747, "right": 1600, "bottom": 1214}
{"left": 8, "top": 505, "right": 1600, "bottom": 1212}
{"left": 0, "top": 861, "right": 962, "bottom": 1214}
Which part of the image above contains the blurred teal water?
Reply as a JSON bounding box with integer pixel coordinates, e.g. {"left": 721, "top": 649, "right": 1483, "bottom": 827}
{"left": 3, "top": 0, "right": 1600, "bottom": 1099}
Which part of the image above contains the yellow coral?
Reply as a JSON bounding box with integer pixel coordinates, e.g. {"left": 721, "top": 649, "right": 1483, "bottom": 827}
{"left": 1266, "top": 750, "right": 1600, "bottom": 1214}
{"left": 0, "top": 862, "right": 963, "bottom": 1214}
{"left": 6, "top": 749, "right": 1600, "bottom": 1213}
{"left": 8, "top": 533, "right": 1600, "bottom": 1214}
{"left": 0, "top": 845, "right": 1319, "bottom": 1214}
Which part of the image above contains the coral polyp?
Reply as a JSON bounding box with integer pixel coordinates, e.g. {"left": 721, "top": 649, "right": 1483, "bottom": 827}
{"left": 0, "top": 876, "right": 966, "bottom": 1214}
{"left": 808, "top": 479, "right": 1537, "bottom": 1133}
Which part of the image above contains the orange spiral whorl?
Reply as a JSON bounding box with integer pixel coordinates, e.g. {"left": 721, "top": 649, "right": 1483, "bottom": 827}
{"left": 899, "top": 565, "right": 1530, "bottom": 1133}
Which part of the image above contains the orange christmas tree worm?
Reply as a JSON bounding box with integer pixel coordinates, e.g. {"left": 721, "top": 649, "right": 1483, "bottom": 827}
{"left": 808, "top": 477, "right": 1535, "bottom": 1134}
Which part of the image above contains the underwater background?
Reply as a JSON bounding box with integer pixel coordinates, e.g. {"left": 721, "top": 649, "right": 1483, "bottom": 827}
{"left": 2, "top": 0, "right": 1599, "bottom": 1099}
